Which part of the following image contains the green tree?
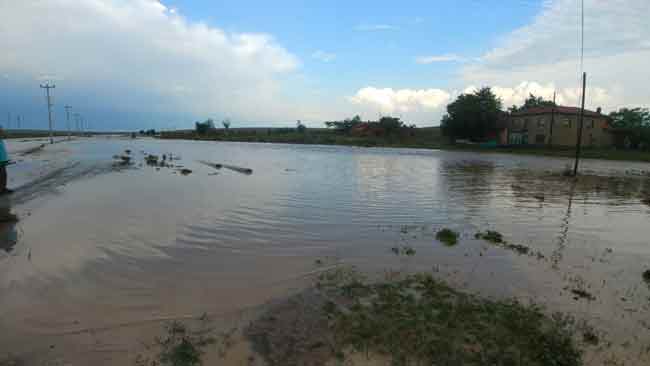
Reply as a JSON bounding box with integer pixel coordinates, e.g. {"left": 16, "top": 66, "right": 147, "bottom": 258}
{"left": 377, "top": 116, "right": 404, "bottom": 135}
{"left": 609, "top": 107, "right": 650, "bottom": 128}
{"left": 441, "top": 87, "right": 503, "bottom": 141}
{"left": 325, "top": 115, "right": 362, "bottom": 133}
{"left": 508, "top": 94, "right": 556, "bottom": 112}
{"left": 195, "top": 119, "right": 215, "bottom": 135}
{"left": 609, "top": 107, "right": 650, "bottom": 149}
{"left": 296, "top": 120, "right": 307, "bottom": 133}
{"left": 222, "top": 119, "right": 231, "bottom": 130}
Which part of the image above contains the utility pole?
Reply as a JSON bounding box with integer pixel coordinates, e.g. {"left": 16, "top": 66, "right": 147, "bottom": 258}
{"left": 16, "top": 115, "right": 21, "bottom": 129}
{"left": 40, "top": 82, "right": 56, "bottom": 144}
{"left": 65, "top": 105, "right": 72, "bottom": 139}
{"left": 573, "top": 72, "right": 587, "bottom": 176}
{"left": 548, "top": 91, "right": 556, "bottom": 147}
{"left": 6, "top": 112, "right": 10, "bottom": 129}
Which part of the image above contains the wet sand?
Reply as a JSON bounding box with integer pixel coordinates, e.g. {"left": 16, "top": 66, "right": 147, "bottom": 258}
{"left": 0, "top": 138, "right": 649, "bottom": 365}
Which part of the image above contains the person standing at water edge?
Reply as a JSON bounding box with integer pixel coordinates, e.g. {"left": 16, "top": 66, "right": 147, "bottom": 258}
{"left": 0, "top": 127, "right": 13, "bottom": 195}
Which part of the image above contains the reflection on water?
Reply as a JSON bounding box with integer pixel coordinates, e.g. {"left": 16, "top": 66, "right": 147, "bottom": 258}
{"left": 0, "top": 139, "right": 649, "bottom": 365}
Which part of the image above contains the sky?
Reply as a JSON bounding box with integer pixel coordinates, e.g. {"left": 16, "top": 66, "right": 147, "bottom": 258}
{"left": 0, "top": 0, "right": 648, "bottom": 131}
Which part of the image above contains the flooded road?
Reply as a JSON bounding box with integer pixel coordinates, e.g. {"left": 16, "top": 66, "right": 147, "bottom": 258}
{"left": 1, "top": 137, "right": 649, "bottom": 365}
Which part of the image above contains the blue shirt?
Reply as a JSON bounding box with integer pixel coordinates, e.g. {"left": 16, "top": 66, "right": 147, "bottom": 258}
{"left": 0, "top": 140, "right": 8, "bottom": 163}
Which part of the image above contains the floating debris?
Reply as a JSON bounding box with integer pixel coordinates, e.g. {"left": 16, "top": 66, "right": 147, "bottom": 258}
{"left": 475, "top": 230, "right": 545, "bottom": 259}
{"left": 643, "top": 269, "right": 650, "bottom": 284}
{"left": 112, "top": 154, "right": 132, "bottom": 166}
{"left": 179, "top": 168, "right": 192, "bottom": 176}
{"left": 474, "top": 230, "right": 503, "bottom": 243}
{"left": 145, "top": 155, "right": 159, "bottom": 165}
{"left": 198, "top": 160, "right": 253, "bottom": 175}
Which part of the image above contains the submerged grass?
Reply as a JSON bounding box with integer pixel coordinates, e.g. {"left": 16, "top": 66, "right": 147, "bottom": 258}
{"left": 436, "top": 228, "right": 459, "bottom": 246}
{"left": 319, "top": 268, "right": 584, "bottom": 366}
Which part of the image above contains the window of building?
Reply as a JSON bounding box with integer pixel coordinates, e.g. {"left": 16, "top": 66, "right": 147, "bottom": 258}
{"left": 563, "top": 118, "right": 572, "bottom": 128}
{"left": 588, "top": 119, "right": 595, "bottom": 128}
{"left": 537, "top": 118, "right": 545, "bottom": 128}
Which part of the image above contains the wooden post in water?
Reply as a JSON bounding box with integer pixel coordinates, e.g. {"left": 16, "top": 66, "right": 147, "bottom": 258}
{"left": 573, "top": 72, "right": 587, "bottom": 176}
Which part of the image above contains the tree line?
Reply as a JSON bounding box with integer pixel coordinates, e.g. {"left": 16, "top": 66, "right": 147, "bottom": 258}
{"left": 440, "top": 87, "right": 650, "bottom": 148}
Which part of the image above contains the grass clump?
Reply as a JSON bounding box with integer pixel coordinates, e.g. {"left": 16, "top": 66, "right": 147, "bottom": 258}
{"left": 643, "top": 269, "right": 650, "bottom": 284}
{"left": 390, "top": 246, "right": 416, "bottom": 256}
{"left": 320, "top": 270, "right": 583, "bottom": 366}
{"left": 136, "top": 320, "right": 215, "bottom": 366}
{"left": 436, "top": 228, "right": 459, "bottom": 246}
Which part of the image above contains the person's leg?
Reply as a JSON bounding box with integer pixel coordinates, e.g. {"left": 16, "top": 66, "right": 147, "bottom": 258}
{"left": 0, "top": 165, "right": 6, "bottom": 192}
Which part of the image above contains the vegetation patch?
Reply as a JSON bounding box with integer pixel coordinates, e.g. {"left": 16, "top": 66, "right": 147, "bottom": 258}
{"left": 570, "top": 289, "right": 596, "bottom": 301}
{"left": 135, "top": 320, "right": 215, "bottom": 366}
{"left": 643, "top": 269, "right": 650, "bottom": 284}
{"left": 317, "top": 268, "right": 584, "bottom": 366}
{"left": 390, "top": 245, "right": 416, "bottom": 256}
{"left": 435, "top": 228, "right": 459, "bottom": 246}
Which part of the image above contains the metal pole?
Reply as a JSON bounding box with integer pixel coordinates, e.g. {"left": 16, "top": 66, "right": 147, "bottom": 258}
{"left": 573, "top": 72, "right": 587, "bottom": 176}
{"left": 65, "top": 105, "right": 72, "bottom": 139}
{"left": 40, "top": 82, "right": 56, "bottom": 144}
{"left": 549, "top": 91, "right": 556, "bottom": 146}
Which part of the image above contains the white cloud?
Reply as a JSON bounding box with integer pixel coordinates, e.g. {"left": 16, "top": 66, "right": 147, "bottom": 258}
{"left": 463, "top": 81, "right": 610, "bottom": 109}
{"left": 349, "top": 87, "right": 450, "bottom": 114}
{"left": 416, "top": 54, "right": 466, "bottom": 64}
{"left": 463, "top": 0, "right": 650, "bottom": 112}
{"left": 312, "top": 50, "right": 336, "bottom": 62}
{"left": 0, "top": 0, "right": 301, "bottom": 126}
{"left": 355, "top": 24, "right": 399, "bottom": 31}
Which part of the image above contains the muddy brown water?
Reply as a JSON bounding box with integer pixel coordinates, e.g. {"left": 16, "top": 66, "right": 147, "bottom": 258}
{"left": 1, "top": 137, "right": 649, "bottom": 365}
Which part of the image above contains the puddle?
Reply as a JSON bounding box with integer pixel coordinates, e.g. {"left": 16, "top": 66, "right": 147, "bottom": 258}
{"left": 0, "top": 138, "right": 649, "bottom": 364}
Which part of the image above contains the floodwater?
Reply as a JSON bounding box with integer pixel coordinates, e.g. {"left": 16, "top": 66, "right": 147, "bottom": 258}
{"left": 1, "top": 137, "right": 649, "bottom": 365}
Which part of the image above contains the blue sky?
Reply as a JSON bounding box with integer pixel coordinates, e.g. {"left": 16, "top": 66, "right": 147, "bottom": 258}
{"left": 0, "top": 0, "right": 648, "bottom": 130}
{"left": 169, "top": 0, "right": 541, "bottom": 93}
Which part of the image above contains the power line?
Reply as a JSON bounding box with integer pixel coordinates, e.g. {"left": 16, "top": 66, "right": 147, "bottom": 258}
{"left": 40, "top": 82, "right": 56, "bottom": 144}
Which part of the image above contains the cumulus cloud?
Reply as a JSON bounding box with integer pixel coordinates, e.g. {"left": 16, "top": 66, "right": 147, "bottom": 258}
{"left": 0, "top": 0, "right": 301, "bottom": 129}
{"left": 349, "top": 87, "right": 450, "bottom": 114}
{"left": 462, "top": 0, "right": 650, "bottom": 112}
{"left": 416, "top": 54, "right": 466, "bottom": 64}
{"left": 463, "top": 82, "right": 610, "bottom": 110}
{"left": 312, "top": 50, "right": 336, "bottom": 62}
